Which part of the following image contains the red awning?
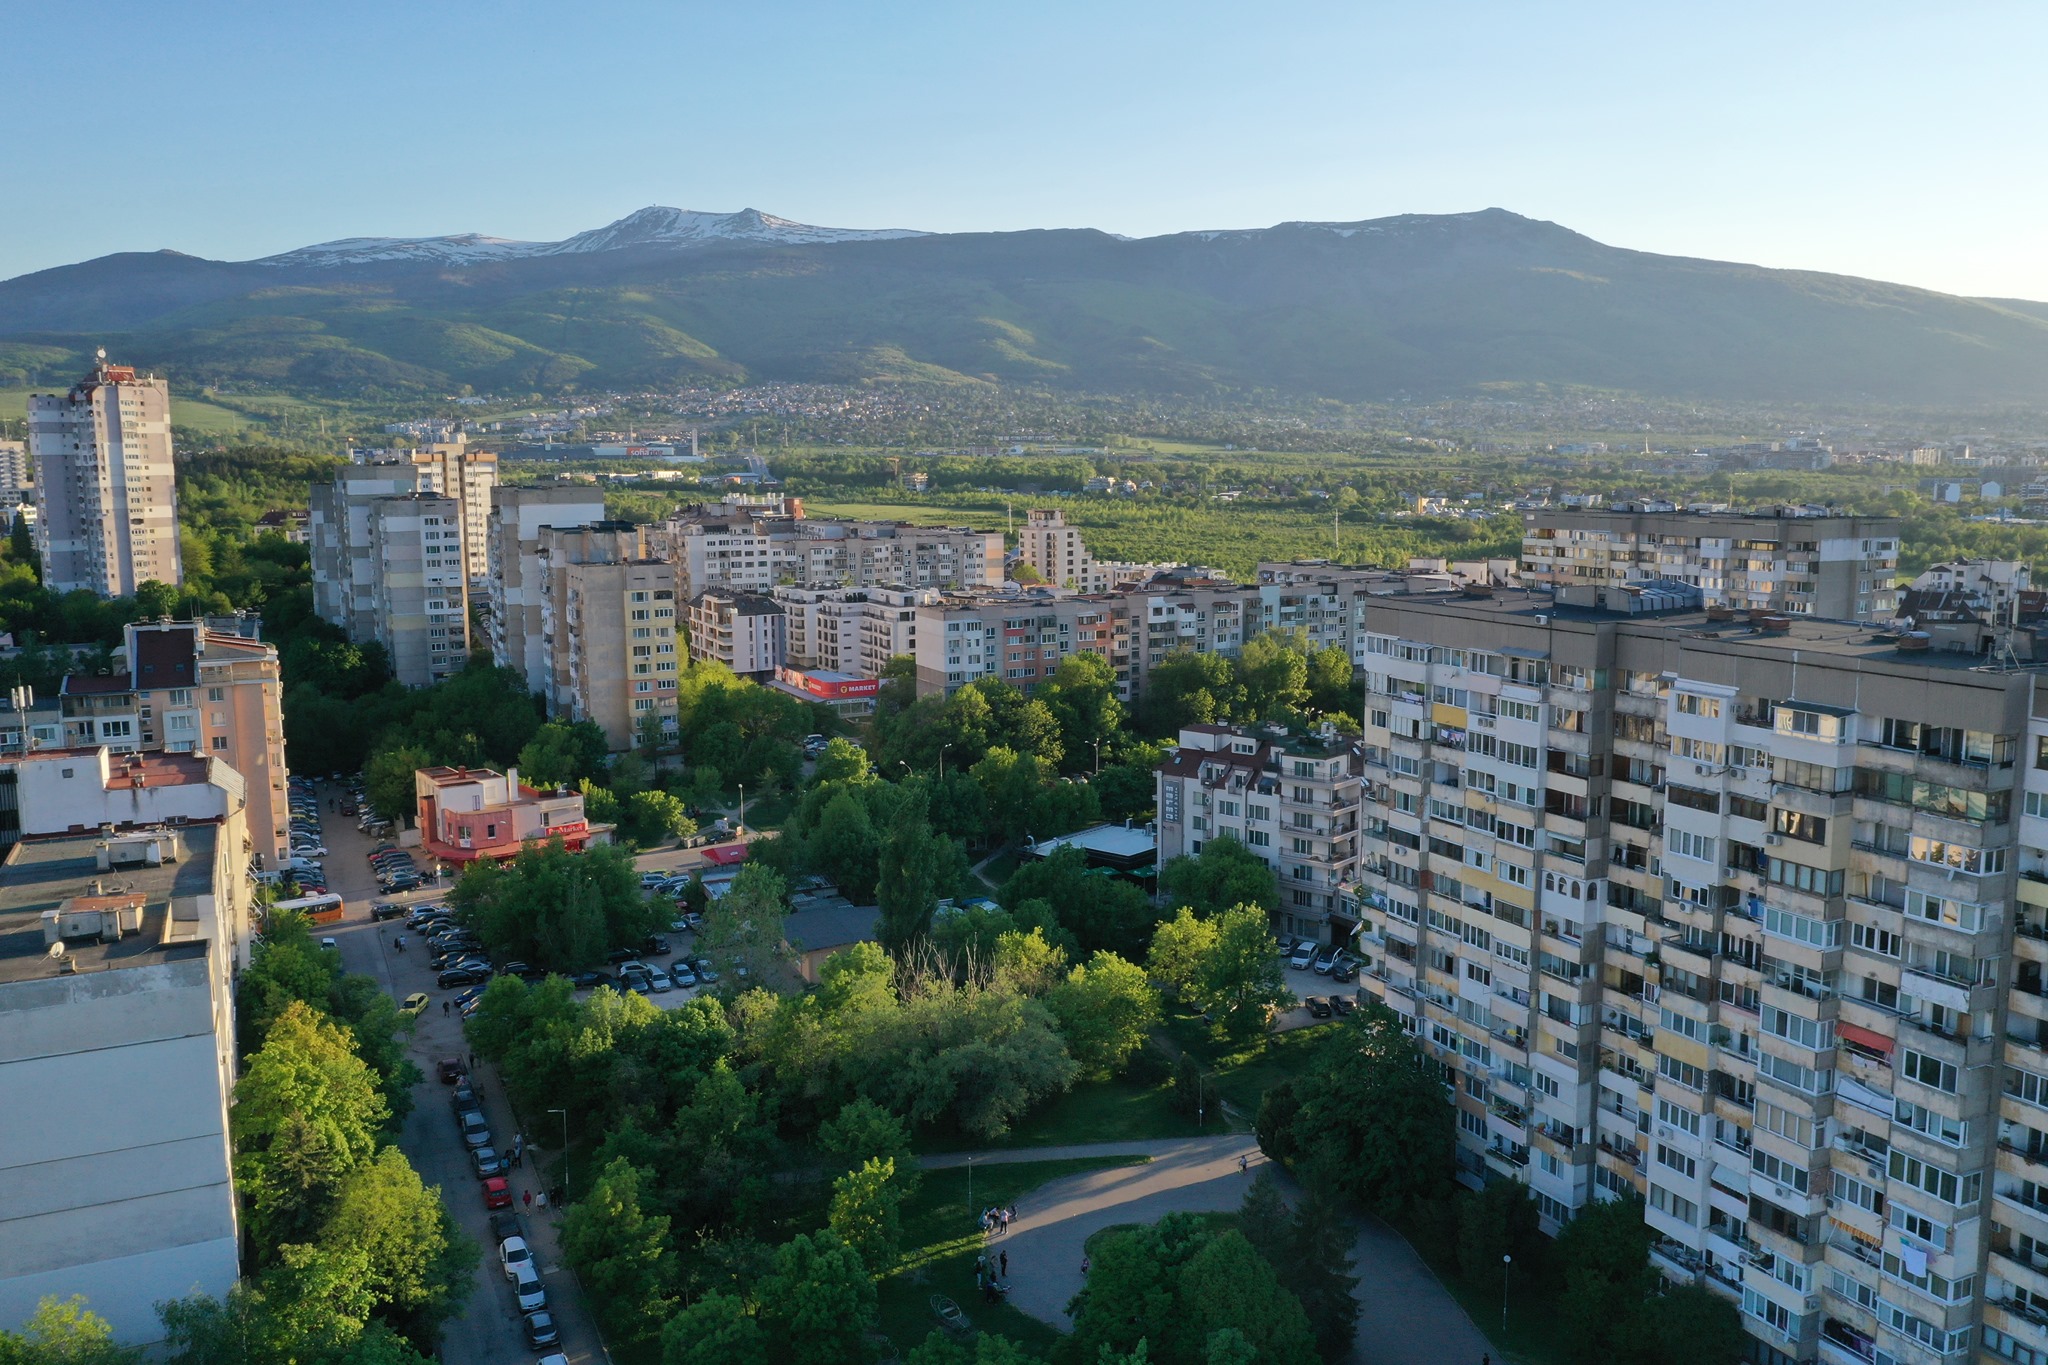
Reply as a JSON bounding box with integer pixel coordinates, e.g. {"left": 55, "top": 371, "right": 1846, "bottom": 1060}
{"left": 1838, "top": 1022, "right": 1894, "bottom": 1054}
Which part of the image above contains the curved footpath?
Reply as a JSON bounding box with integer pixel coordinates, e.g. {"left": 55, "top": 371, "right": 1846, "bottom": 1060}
{"left": 921, "top": 1138, "right": 1497, "bottom": 1365}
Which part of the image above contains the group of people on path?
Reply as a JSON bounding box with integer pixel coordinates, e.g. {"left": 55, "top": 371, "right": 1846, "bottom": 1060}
{"left": 980, "top": 1204, "right": 1015, "bottom": 1236}
{"left": 973, "top": 1249, "right": 1010, "bottom": 1303}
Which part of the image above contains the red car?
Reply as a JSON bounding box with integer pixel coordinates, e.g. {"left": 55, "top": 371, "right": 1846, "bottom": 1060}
{"left": 483, "top": 1177, "right": 512, "bottom": 1209}
{"left": 438, "top": 1056, "right": 466, "bottom": 1084}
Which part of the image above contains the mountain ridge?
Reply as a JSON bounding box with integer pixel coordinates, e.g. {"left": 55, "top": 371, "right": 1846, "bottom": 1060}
{"left": 4, "top": 206, "right": 2047, "bottom": 409}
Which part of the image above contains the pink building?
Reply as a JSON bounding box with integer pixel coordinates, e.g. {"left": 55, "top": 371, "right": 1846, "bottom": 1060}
{"left": 414, "top": 765, "right": 594, "bottom": 865}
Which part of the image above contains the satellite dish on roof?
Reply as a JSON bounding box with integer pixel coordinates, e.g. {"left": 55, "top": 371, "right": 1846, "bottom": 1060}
{"left": 96, "top": 347, "right": 107, "bottom": 362}
{"left": 47, "top": 941, "right": 65, "bottom": 959}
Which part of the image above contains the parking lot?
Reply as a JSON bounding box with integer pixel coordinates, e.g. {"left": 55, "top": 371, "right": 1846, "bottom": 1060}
{"left": 304, "top": 778, "right": 600, "bottom": 1365}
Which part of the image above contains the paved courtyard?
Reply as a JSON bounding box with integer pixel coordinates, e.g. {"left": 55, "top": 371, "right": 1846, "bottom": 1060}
{"left": 924, "top": 1139, "right": 1497, "bottom": 1365}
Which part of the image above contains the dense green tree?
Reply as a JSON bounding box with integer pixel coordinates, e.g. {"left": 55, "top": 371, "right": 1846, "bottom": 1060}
{"left": 811, "top": 737, "right": 871, "bottom": 784}
{"left": 972, "top": 745, "right": 1053, "bottom": 845}
{"left": 324, "top": 1148, "right": 477, "bottom": 1335}
{"left": 755, "top": 1232, "right": 877, "bottom": 1365}
{"left": 1455, "top": 1178, "right": 1543, "bottom": 1286}
{"left": 1039, "top": 651, "right": 1125, "bottom": 772}
{"left": 364, "top": 744, "right": 430, "bottom": 823}
{"left": 232, "top": 1002, "right": 388, "bottom": 1256}
{"left": 810, "top": 788, "right": 881, "bottom": 900}
{"left": 1236, "top": 630, "right": 1310, "bottom": 721}
{"left": 0, "top": 1296, "right": 138, "bottom": 1365}
{"left": 998, "top": 844, "right": 1156, "bottom": 959}
{"left": 451, "top": 839, "right": 661, "bottom": 972}
{"left": 1046, "top": 951, "right": 1161, "bottom": 1077}
{"left": 1305, "top": 644, "right": 1358, "bottom": 717}
{"left": 516, "top": 719, "right": 611, "bottom": 788}
{"left": 930, "top": 900, "right": 1017, "bottom": 969}
{"left": 1091, "top": 762, "right": 1158, "bottom": 823}
{"left": 1135, "top": 650, "right": 1240, "bottom": 736}
{"left": 1176, "top": 1232, "right": 1317, "bottom": 1365}
{"left": 1159, "top": 834, "right": 1279, "bottom": 918}
{"left": 876, "top": 817, "right": 967, "bottom": 951}
{"left": 1633, "top": 1283, "right": 1746, "bottom": 1365}
{"left": 1289, "top": 1003, "right": 1453, "bottom": 1217}
{"left": 828, "top": 1156, "right": 907, "bottom": 1275}
{"left": 659, "top": 1295, "right": 766, "bottom": 1365}
{"left": 624, "top": 788, "right": 697, "bottom": 847}
{"left": 817, "top": 1097, "right": 919, "bottom": 1190}
{"left": 1553, "top": 1194, "right": 1656, "bottom": 1364}
{"left": 1146, "top": 905, "right": 1291, "bottom": 1038}
{"left": 1284, "top": 1180, "right": 1361, "bottom": 1358}
{"left": 561, "top": 1158, "right": 680, "bottom": 1355}
{"left": 695, "top": 863, "right": 794, "bottom": 990}
{"left": 1236, "top": 1171, "right": 1293, "bottom": 1268}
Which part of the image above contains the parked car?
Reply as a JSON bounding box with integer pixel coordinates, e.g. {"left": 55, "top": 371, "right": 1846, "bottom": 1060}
{"left": 499, "top": 1236, "right": 533, "bottom": 1281}
{"left": 1274, "top": 935, "right": 1297, "bottom": 958}
{"left": 643, "top": 969, "right": 672, "bottom": 993}
{"left": 483, "top": 1176, "right": 512, "bottom": 1209}
{"left": 451, "top": 1081, "right": 482, "bottom": 1114}
{"left": 371, "top": 902, "right": 407, "bottom": 921}
{"left": 640, "top": 870, "right": 670, "bottom": 889}
{"left": 438, "top": 1056, "right": 466, "bottom": 1083}
{"left": 382, "top": 874, "right": 423, "bottom": 892}
{"left": 669, "top": 963, "right": 698, "bottom": 989}
{"left": 471, "top": 1146, "right": 506, "bottom": 1178}
{"left": 1305, "top": 996, "right": 1333, "bottom": 1019}
{"left": 1288, "top": 944, "right": 1316, "bottom": 971}
{"left": 567, "top": 969, "right": 612, "bottom": 990}
{"left": 1330, "top": 958, "right": 1358, "bottom": 983}
{"left": 439, "top": 964, "right": 492, "bottom": 989}
{"left": 641, "top": 934, "right": 671, "bottom": 956}
{"left": 692, "top": 957, "right": 720, "bottom": 983}
{"left": 489, "top": 1211, "right": 522, "bottom": 1243}
{"left": 400, "top": 992, "right": 431, "bottom": 1018}
{"left": 452, "top": 984, "right": 489, "bottom": 1011}
{"left": 502, "top": 961, "right": 547, "bottom": 983}
{"left": 522, "top": 1309, "right": 558, "bottom": 1348}
{"left": 1331, "top": 996, "right": 1356, "bottom": 1017}
{"left": 605, "top": 947, "right": 642, "bottom": 965}
{"left": 458, "top": 1111, "right": 490, "bottom": 1148}
{"left": 512, "top": 1266, "right": 546, "bottom": 1313}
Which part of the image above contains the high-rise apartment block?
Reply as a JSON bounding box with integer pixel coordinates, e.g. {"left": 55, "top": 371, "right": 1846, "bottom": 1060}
{"left": 28, "top": 358, "right": 183, "bottom": 595}
{"left": 366, "top": 495, "right": 470, "bottom": 687}
{"left": 912, "top": 589, "right": 1129, "bottom": 697}
{"left": 405, "top": 439, "right": 499, "bottom": 585}
{"left": 310, "top": 463, "right": 437, "bottom": 636}
{"left": 666, "top": 496, "right": 1002, "bottom": 599}
{"left": 1016, "top": 507, "right": 1175, "bottom": 592}
{"left": 685, "top": 589, "right": 786, "bottom": 678}
{"left": 0, "top": 440, "right": 29, "bottom": 510}
{"left": 775, "top": 584, "right": 935, "bottom": 678}
{"left": 1522, "top": 507, "right": 1902, "bottom": 619}
{"left": 53, "top": 621, "right": 290, "bottom": 866}
{"left": 537, "top": 523, "right": 677, "bottom": 749}
{"left": 1345, "top": 589, "right": 2048, "bottom": 1365}
{"left": 486, "top": 485, "right": 608, "bottom": 695}
{"left": 1154, "top": 723, "right": 1364, "bottom": 944}
{"left": 0, "top": 748, "right": 254, "bottom": 1346}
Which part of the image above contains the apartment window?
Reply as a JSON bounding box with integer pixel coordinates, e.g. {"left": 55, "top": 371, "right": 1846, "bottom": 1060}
{"left": 167, "top": 688, "right": 193, "bottom": 705}
{"left": 208, "top": 686, "right": 226, "bottom": 702}
{"left": 1901, "top": 1048, "right": 1958, "bottom": 1094}
{"left": 212, "top": 736, "right": 229, "bottom": 751}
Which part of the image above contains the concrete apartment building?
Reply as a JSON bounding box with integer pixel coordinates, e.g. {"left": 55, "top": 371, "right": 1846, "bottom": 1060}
{"left": 1521, "top": 507, "right": 1902, "bottom": 620}
{"left": 1154, "top": 723, "right": 1364, "bottom": 945}
{"left": 28, "top": 358, "right": 183, "bottom": 596}
{"left": 404, "top": 439, "right": 498, "bottom": 585}
{"left": 0, "top": 748, "right": 253, "bottom": 1347}
{"left": 486, "top": 485, "right": 607, "bottom": 696}
{"left": 0, "top": 439, "right": 29, "bottom": 509}
{"left": 1015, "top": 507, "right": 1175, "bottom": 592}
{"left": 309, "top": 462, "right": 439, "bottom": 636}
{"left": 667, "top": 496, "right": 1002, "bottom": 599}
{"left": 535, "top": 523, "right": 678, "bottom": 749}
{"left": 912, "top": 588, "right": 1130, "bottom": 697}
{"left": 53, "top": 620, "right": 290, "bottom": 866}
{"left": 1345, "top": 588, "right": 2048, "bottom": 1365}
{"left": 775, "top": 583, "right": 935, "bottom": 678}
{"left": 686, "top": 589, "right": 787, "bottom": 678}
{"left": 366, "top": 494, "right": 470, "bottom": 687}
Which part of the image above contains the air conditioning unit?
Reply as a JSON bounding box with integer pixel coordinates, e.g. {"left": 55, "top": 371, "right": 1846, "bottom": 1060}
{"left": 1764, "top": 833, "right": 1783, "bottom": 846}
{"left": 1696, "top": 764, "right": 1713, "bottom": 776}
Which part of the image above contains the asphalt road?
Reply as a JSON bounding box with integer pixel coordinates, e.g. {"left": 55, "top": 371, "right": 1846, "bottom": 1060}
{"left": 312, "top": 782, "right": 601, "bottom": 1365}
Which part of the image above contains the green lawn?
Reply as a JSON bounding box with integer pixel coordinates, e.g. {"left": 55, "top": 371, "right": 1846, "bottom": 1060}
{"left": 1157, "top": 1010, "right": 1340, "bottom": 1117}
{"left": 877, "top": 1156, "right": 1147, "bottom": 1358}
{"left": 916, "top": 1070, "right": 1233, "bottom": 1156}
{"left": 1427, "top": 1244, "right": 1571, "bottom": 1365}
{"left": 974, "top": 847, "right": 1023, "bottom": 894}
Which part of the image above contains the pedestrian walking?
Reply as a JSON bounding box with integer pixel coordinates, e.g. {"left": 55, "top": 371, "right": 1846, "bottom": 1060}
{"left": 442, "top": 1000, "right": 450, "bottom": 1015}
{"left": 522, "top": 1189, "right": 533, "bottom": 1210}
{"left": 468, "top": 1051, "right": 476, "bottom": 1069}
{"left": 1081, "top": 1254, "right": 1090, "bottom": 1276}
{"left": 1239, "top": 1153, "right": 1248, "bottom": 1173}
{"left": 999, "top": 1250, "right": 1008, "bottom": 1277}
{"left": 536, "top": 1190, "right": 548, "bottom": 1211}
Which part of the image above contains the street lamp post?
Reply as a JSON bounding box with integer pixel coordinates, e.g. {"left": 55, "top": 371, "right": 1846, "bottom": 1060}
{"left": 967, "top": 1155, "right": 974, "bottom": 1215}
{"left": 549, "top": 1107, "right": 569, "bottom": 1203}
{"left": 1502, "top": 1253, "right": 1512, "bottom": 1333}
{"left": 737, "top": 783, "right": 746, "bottom": 835}
{"left": 939, "top": 742, "right": 953, "bottom": 783}
{"left": 1091, "top": 736, "right": 1103, "bottom": 776}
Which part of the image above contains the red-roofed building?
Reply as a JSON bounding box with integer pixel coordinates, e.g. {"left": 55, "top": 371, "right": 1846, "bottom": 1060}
{"left": 413, "top": 765, "right": 599, "bottom": 864}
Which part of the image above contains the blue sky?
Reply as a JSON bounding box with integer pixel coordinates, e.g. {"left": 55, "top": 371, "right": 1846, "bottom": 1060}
{"left": 10, "top": 1, "right": 2046, "bottom": 297}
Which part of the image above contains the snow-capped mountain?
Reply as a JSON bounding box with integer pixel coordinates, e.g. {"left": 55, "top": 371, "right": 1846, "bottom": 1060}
{"left": 257, "top": 206, "right": 927, "bottom": 269}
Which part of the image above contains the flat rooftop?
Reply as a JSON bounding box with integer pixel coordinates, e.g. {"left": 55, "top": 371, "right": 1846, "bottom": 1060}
{"left": 0, "top": 825, "right": 219, "bottom": 985}
{"left": 1027, "top": 822, "right": 1158, "bottom": 861}
{"left": 1380, "top": 593, "right": 2045, "bottom": 673}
